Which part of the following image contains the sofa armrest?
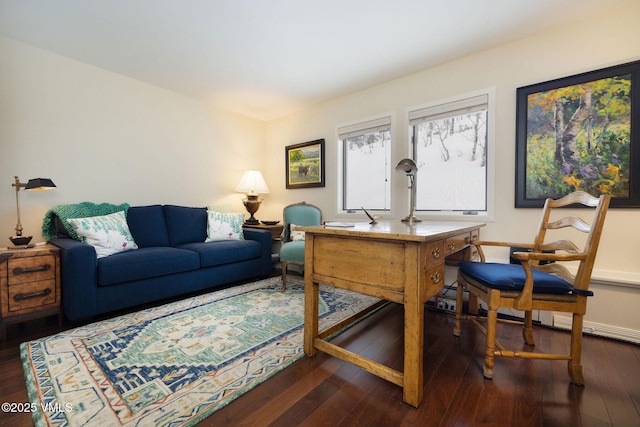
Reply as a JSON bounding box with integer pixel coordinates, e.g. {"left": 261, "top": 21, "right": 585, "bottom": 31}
{"left": 49, "top": 238, "right": 99, "bottom": 321}
{"left": 242, "top": 228, "right": 273, "bottom": 276}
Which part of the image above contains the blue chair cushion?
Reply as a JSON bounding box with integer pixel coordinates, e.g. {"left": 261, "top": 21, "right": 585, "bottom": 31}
{"left": 458, "top": 261, "right": 593, "bottom": 297}
{"left": 163, "top": 205, "right": 207, "bottom": 246}
{"left": 280, "top": 240, "right": 305, "bottom": 263}
{"left": 179, "top": 240, "right": 262, "bottom": 268}
{"left": 98, "top": 247, "right": 200, "bottom": 286}
{"left": 127, "top": 205, "right": 170, "bottom": 247}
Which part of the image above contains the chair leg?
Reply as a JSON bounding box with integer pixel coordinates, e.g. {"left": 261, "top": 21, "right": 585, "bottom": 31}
{"left": 483, "top": 292, "right": 500, "bottom": 379}
{"left": 453, "top": 283, "right": 464, "bottom": 337}
{"left": 281, "top": 262, "right": 288, "bottom": 291}
{"left": 522, "top": 310, "right": 535, "bottom": 346}
{"left": 568, "top": 312, "right": 585, "bottom": 385}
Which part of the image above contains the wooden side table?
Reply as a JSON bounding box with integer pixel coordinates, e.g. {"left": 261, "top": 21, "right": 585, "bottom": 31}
{"left": 0, "top": 244, "right": 62, "bottom": 341}
{"left": 243, "top": 223, "right": 284, "bottom": 262}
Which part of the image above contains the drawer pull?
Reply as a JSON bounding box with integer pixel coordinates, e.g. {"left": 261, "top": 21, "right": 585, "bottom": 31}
{"left": 448, "top": 242, "right": 456, "bottom": 250}
{"left": 431, "top": 272, "right": 442, "bottom": 284}
{"left": 431, "top": 248, "right": 441, "bottom": 258}
{"left": 13, "top": 264, "right": 51, "bottom": 275}
{"left": 13, "top": 288, "right": 52, "bottom": 302}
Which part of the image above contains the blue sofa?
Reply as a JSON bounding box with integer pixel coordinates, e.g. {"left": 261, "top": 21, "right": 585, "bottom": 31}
{"left": 49, "top": 205, "right": 273, "bottom": 321}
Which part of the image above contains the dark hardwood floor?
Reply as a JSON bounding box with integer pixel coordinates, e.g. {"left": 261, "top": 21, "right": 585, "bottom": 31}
{"left": 1, "top": 292, "right": 639, "bottom": 426}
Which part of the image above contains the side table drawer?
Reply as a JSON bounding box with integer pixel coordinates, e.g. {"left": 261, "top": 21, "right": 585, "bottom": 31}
{"left": 8, "top": 255, "right": 56, "bottom": 285}
{"left": 8, "top": 279, "right": 57, "bottom": 312}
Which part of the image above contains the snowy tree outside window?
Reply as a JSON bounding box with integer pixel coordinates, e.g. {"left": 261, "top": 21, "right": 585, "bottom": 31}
{"left": 409, "top": 94, "right": 489, "bottom": 213}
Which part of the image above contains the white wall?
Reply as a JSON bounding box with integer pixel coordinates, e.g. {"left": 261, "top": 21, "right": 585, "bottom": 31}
{"left": 263, "top": 4, "right": 640, "bottom": 336}
{"left": 0, "top": 36, "right": 266, "bottom": 242}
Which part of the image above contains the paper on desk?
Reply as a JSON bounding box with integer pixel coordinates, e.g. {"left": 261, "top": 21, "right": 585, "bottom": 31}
{"left": 323, "top": 221, "right": 355, "bottom": 227}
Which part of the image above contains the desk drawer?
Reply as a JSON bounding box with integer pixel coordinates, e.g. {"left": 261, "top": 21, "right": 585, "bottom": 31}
{"left": 425, "top": 241, "right": 444, "bottom": 268}
{"left": 8, "top": 255, "right": 56, "bottom": 285}
{"left": 425, "top": 265, "right": 445, "bottom": 288}
{"left": 445, "top": 232, "right": 471, "bottom": 256}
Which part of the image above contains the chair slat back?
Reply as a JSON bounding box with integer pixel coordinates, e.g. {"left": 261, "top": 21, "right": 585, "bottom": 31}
{"left": 532, "top": 191, "right": 610, "bottom": 292}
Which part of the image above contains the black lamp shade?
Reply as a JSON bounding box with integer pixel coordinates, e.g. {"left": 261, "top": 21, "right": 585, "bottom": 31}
{"left": 25, "top": 178, "right": 56, "bottom": 190}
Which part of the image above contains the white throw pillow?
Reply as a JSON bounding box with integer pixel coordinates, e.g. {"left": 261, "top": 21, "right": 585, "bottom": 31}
{"left": 290, "top": 224, "right": 305, "bottom": 241}
{"left": 66, "top": 211, "right": 138, "bottom": 258}
{"left": 206, "top": 211, "right": 245, "bottom": 241}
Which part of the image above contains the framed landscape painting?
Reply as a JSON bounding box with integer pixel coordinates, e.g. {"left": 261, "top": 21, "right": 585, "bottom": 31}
{"left": 515, "top": 60, "right": 640, "bottom": 207}
{"left": 285, "top": 139, "right": 325, "bottom": 189}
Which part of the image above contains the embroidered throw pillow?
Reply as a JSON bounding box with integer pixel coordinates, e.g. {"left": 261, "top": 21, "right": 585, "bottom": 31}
{"left": 66, "top": 211, "right": 138, "bottom": 258}
{"left": 290, "top": 224, "right": 305, "bottom": 241}
{"left": 205, "top": 211, "right": 245, "bottom": 241}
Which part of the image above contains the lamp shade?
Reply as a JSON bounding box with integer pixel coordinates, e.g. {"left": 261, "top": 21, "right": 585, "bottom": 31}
{"left": 25, "top": 178, "right": 56, "bottom": 190}
{"left": 235, "top": 170, "right": 270, "bottom": 195}
{"left": 395, "top": 158, "right": 418, "bottom": 176}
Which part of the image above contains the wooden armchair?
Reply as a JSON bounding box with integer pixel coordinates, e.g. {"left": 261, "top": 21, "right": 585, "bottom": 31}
{"left": 454, "top": 191, "right": 610, "bottom": 384}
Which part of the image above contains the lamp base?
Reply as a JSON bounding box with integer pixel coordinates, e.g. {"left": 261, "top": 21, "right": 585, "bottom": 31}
{"left": 10, "top": 235, "right": 33, "bottom": 246}
{"left": 242, "top": 194, "right": 262, "bottom": 226}
{"left": 401, "top": 216, "right": 422, "bottom": 223}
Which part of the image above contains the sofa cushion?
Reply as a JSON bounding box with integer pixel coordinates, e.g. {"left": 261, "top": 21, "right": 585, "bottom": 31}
{"left": 179, "top": 240, "right": 262, "bottom": 268}
{"left": 205, "top": 211, "right": 245, "bottom": 241}
{"left": 164, "top": 205, "right": 207, "bottom": 246}
{"left": 127, "top": 205, "right": 170, "bottom": 247}
{"left": 97, "top": 247, "right": 200, "bottom": 286}
{"left": 66, "top": 211, "right": 138, "bottom": 258}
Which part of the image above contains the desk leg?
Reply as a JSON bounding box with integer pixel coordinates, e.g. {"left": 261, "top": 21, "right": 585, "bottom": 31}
{"left": 403, "top": 295, "right": 424, "bottom": 406}
{"left": 304, "top": 279, "right": 319, "bottom": 356}
{"left": 304, "top": 234, "right": 318, "bottom": 356}
{"left": 402, "top": 246, "right": 424, "bottom": 407}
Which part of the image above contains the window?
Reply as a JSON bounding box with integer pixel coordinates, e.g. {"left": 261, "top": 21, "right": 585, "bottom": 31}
{"left": 408, "top": 92, "right": 493, "bottom": 217}
{"left": 338, "top": 116, "right": 392, "bottom": 212}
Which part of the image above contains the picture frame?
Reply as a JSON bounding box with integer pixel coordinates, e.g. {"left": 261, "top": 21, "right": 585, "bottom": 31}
{"left": 285, "top": 139, "right": 325, "bottom": 189}
{"left": 515, "top": 60, "right": 640, "bottom": 208}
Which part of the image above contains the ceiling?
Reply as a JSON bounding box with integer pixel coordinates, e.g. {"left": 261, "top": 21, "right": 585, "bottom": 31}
{"left": 0, "top": 0, "right": 637, "bottom": 121}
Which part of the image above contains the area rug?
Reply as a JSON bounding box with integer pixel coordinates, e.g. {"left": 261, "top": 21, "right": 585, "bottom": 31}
{"left": 21, "top": 277, "right": 381, "bottom": 426}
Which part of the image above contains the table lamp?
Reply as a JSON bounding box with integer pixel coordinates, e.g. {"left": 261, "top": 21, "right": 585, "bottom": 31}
{"left": 395, "top": 159, "right": 421, "bottom": 223}
{"left": 10, "top": 176, "right": 56, "bottom": 246}
{"left": 235, "top": 170, "right": 270, "bottom": 225}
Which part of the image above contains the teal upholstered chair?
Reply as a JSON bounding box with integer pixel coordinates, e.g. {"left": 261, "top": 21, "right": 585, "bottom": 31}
{"left": 279, "top": 202, "right": 322, "bottom": 291}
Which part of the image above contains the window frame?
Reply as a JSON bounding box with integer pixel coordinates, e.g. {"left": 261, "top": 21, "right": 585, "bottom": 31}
{"left": 336, "top": 113, "right": 394, "bottom": 216}
{"left": 405, "top": 88, "right": 496, "bottom": 221}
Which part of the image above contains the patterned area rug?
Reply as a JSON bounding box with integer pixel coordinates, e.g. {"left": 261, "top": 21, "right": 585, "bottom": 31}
{"left": 21, "top": 277, "right": 381, "bottom": 426}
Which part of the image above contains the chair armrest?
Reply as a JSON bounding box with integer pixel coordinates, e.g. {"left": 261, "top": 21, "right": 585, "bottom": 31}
{"left": 242, "top": 228, "right": 273, "bottom": 276}
{"left": 469, "top": 241, "right": 534, "bottom": 262}
{"left": 472, "top": 240, "right": 534, "bottom": 249}
{"left": 512, "top": 251, "right": 588, "bottom": 262}
{"left": 49, "top": 238, "right": 98, "bottom": 321}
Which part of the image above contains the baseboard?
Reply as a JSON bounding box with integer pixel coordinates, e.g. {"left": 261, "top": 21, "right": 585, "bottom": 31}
{"left": 553, "top": 315, "right": 640, "bottom": 344}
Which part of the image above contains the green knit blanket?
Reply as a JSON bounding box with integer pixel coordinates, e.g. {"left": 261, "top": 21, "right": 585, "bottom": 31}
{"left": 42, "top": 202, "right": 130, "bottom": 241}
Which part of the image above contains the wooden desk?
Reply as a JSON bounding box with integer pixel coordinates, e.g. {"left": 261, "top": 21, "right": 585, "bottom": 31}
{"left": 300, "top": 220, "right": 484, "bottom": 407}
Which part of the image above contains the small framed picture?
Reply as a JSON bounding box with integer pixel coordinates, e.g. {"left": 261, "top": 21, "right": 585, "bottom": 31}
{"left": 285, "top": 139, "right": 325, "bottom": 189}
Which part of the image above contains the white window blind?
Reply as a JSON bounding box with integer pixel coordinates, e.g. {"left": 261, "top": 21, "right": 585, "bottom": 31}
{"left": 408, "top": 94, "right": 488, "bottom": 126}
{"left": 338, "top": 116, "right": 391, "bottom": 140}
